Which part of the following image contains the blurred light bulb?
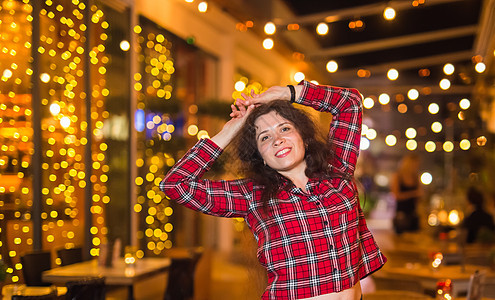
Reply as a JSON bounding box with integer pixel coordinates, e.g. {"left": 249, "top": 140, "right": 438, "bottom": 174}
{"left": 262, "top": 38, "right": 274, "bottom": 50}
{"left": 326, "top": 60, "right": 338, "bottom": 73}
{"left": 378, "top": 93, "right": 390, "bottom": 105}
{"left": 316, "top": 22, "right": 329, "bottom": 35}
{"left": 475, "top": 62, "right": 486, "bottom": 73}
{"left": 407, "top": 89, "right": 419, "bottom": 100}
{"left": 120, "top": 40, "right": 130, "bottom": 51}
{"left": 387, "top": 68, "right": 399, "bottom": 80}
{"left": 428, "top": 103, "right": 440, "bottom": 114}
{"left": 383, "top": 7, "right": 396, "bottom": 20}
{"left": 421, "top": 172, "right": 433, "bottom": 185}
{"left": 264, "top": 22, "right": 276, "bottom": 35}
{"left": 443, "top": 63, "right": 455, "bottom": 75}
{"left": 294, "top": 72, "right": 305, "bottom": 82}
{"left": 198, "top": 1, "right": 207, "bottom": 13}
{"left": 439, "top": 78, "right": 451, "bottom": 90}
{"left": 459, "top": 98, "right": 470, "bottom": 110}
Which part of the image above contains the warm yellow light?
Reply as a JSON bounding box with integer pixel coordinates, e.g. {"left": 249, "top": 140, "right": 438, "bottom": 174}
{"left": 366, "top": 129, "right": 377, "bottom": 140}
{"left": 188, "top": 125, "right": 199, "bottom": 136}
{"left": 326, "top": 60, "right": 338, "bottom": 73}
{"left": 60, "top": 116, "right": 71, "bottom": 129}
{"left": 406, "top": 139, "right": 417, "bottom": 150}
{"left": 378, "top": 93, "right": 390, "bottom": 105}
{"left": 476, "top": 136, "right": 487, "bottom": 146}
{"left": 431, "top": 121, "right": 442, "bottom": 133}
{"left": 383, "top": 7, "right": 396, "bottom": 20}
{"left": 40, "top": 73, "right": 51, "bottom": 83}
{"left": 363, "top": 97, "right": 374, "bottom": 109}
{"left": 443, "top": 63, "right": 455, "bottom": 75}
{"left": 262, "top": 38, "right": 274, "bottom": 50}
{"left": 448, "top": 210, "right": 460, "bottom": 225}
{"left": 264, "top": 22, "right": 276, "bottom": 35}
{"left": 443, "top": 141, "right": 454, "bottom": 152}
{"left": 459, "top": 98, "right": 470, "bottom": 110}
{"left": 475, "top": 62, "right": 486, "bottom": 73}
{"left": 234, "top": 80, "right": 246, "bottom": 91}
{"left": 459, "top": 139, "right": 470, "bottom": 150}
{"left": 385, "top": 135, "right": 397, "bottom": 146}
{"left": 439, "top": 78, "right": 451, "bottom": 90}
{"left": 316, "top": 22, "right": 329, "bottom": 35}
{"left": 421, "top": 172, "right": 433, "bottom": 185}
{"left": 198, "top": 1, "right": 208, "bottom": 12}
{"left": 120, "top": 40, "right": 130, "bottom": 51}
{"left": 407, "top": 89, "right": 419, "bottom": 100}
{"left": 428, "top": 103, "right": 440, "bottom": 114}
{"left": 197, "top": 130, "right": 209, "bottom": 139}
{"left": 405, "top": 128, "right": 417, "bottom": 139}
{"left": 425, "top": 141, "right": 436, "bottom": 152}
{"left": 294, "top": 72, "right": 305, "bottom": 82}
{"left": 49, "top": 103, "right": 61, "bottom": 116}
{"left": 387, "top": 68, "right": 398, "bottom": 80}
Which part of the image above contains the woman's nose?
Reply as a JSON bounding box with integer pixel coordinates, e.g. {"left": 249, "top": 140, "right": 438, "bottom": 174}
{"left": 273, "top": 136, "right": 285, "bottom": 146}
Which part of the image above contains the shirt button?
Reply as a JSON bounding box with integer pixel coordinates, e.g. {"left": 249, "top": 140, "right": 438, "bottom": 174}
{"left": 315, "top": 201, "right": 321, "bottom": 205}
{"left": 323, "top": 221, "right": 328, "bottom": 225}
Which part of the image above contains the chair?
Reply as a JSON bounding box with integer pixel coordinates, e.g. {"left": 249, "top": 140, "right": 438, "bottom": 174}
{"left": 11, "top": 290, "right": 59, "bottom": 300}
{"left": 164, "top": 248, "right": 203, "bottom": 300}
{"left": 65, "top": 277, "right": 105, "bottom": 300}
{"left": 56, "top": 247, "right": 83, "bottom": 266}
{"left": 21, "top": 251, "right": 52, "bottom": 286}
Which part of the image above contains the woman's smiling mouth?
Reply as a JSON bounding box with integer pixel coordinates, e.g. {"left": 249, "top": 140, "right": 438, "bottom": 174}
{"left": 275, "top": 147, "right": 291, "bottom": 157}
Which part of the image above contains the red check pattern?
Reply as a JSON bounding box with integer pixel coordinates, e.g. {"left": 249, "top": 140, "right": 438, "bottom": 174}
{"left": 160, "top": 81, "right": 387, "bottom": 299}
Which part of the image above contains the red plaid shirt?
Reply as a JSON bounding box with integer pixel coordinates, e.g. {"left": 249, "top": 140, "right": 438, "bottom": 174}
{"left": 160, "top": 81, "right": 386, "bottom": 299}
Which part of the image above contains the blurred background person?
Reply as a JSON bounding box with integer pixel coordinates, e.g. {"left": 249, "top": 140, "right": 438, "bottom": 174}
{"left": 462, "top": 187, "right": 495, "bottom": 244}
{"left": 390, "top": 154, "right": 423, "bottom": 234}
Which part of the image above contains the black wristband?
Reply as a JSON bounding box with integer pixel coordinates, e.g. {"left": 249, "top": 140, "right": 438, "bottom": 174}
{"left": 287, "top": 85, "right": 295, "bottom": 103}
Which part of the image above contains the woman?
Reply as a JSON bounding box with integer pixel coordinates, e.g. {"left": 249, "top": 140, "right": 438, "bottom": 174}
{"left": 390, "top": 153, "right": 423, "bottom": 234}
{"left": 160, "top": 81, "right": 386, "bottom": 299}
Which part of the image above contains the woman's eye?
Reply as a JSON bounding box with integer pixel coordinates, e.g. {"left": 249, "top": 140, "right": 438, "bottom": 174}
{"left": 260, "top": 136, "right": 269, "bottom": 142}
{"left": 281, "top": 126, "right": 290, "bottom": 132}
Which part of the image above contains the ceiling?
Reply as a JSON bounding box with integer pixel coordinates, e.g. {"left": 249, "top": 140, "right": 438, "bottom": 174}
{"left": 213, "top": 0, "right": 494, "bottom": 96}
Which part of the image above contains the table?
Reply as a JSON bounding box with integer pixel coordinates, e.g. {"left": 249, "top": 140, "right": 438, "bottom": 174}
{"left": 42, "top": 257, "right": 171, "bottom": 300}
{"left": 1, "top": 285, "right": 67, "bottom": 300}
{"left": 378, "top": 263, "right": 494, "bottom": 297}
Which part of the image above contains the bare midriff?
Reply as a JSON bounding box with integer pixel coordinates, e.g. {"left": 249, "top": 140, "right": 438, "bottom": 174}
{"left": 299, "top": 281, "right": 361, "bottom": 300}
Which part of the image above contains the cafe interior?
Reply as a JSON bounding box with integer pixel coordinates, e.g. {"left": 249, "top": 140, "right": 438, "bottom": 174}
{"left": 1, "top": 0, "right": 495, "bottom": 299}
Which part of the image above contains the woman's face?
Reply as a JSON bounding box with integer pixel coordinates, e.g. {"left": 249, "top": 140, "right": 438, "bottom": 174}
{"left": 254, "top": 111, "right": 306, "bottom": 176}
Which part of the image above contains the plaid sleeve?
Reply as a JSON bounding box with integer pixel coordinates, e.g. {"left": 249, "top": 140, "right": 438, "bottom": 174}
{"left": 295, "top": 80, "right": 363, "bottom": 175}
{"left": 159, "top": 138, "right": 252, "bottom": 218}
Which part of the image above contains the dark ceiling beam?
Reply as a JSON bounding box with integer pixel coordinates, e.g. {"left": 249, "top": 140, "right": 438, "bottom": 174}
{"left": 307, "top": 25, "right": 477, "bottom": 58}
{"left": 278, "top": 0, "right": 465, "bottom": 25}
{"left": 326, "top": 51, "right": 474, "bottom": 78}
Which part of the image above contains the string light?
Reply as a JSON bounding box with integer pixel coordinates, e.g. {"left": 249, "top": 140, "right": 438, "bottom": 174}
{"left": 326, "top": 60, "right": 338, "bottom": 73}
{"left": 263, "top": 38, "right": 274, "bottom": 50}
{"left": 316, "top": 22, "right": 329, "bottom": 35}
{"left": 264, "top": 22, "right": 276, "bottom": 35}
{"left": 387, "top": 68, "right": 399, "bottom": 80}
{"left": 443, "top": 63, "right": 455, "bottom": 75}
{"left": 294, "top": 72, "right": 305, "bottom": 82}
{"left": 198, "top": 1, "right": 208, "bottom": 13}
{"left": 407, "top": 89, "right": 419, "bottom": 100}
{"left": 383, "top": 7, "right": 396, "bottom": 20}
{"left": 475, "top": 62, "right": 486, "bottom": 73}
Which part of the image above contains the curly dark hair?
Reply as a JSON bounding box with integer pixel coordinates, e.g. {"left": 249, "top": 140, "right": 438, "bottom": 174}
{"left": 232, "top": 100, "right": 348, "bottom": 209}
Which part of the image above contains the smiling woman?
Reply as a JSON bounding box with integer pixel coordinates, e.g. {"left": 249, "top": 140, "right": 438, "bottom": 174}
{"left": 160, "top": 81, "right": 387, "bottom": 300}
